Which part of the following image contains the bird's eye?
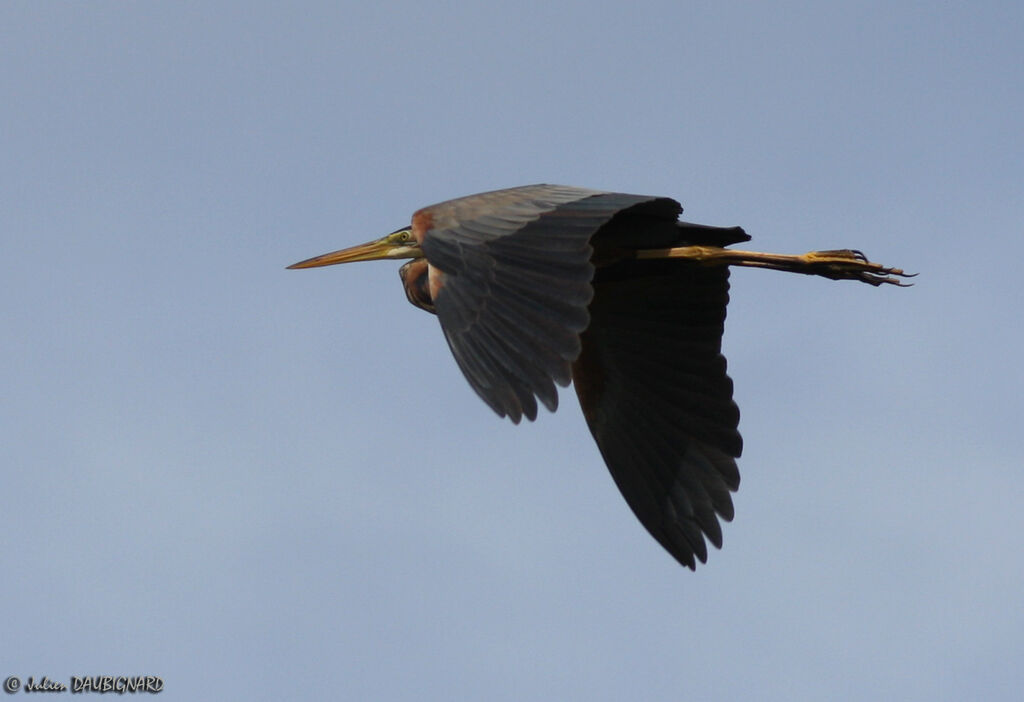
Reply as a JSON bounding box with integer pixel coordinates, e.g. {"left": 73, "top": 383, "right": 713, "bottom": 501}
{"left": 395, "top": 230, "right": 411, "bottom": 243}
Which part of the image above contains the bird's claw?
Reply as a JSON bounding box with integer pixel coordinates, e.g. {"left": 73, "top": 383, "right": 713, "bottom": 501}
{"left": 802, "top": 249, "right": 916, "bottom": 287}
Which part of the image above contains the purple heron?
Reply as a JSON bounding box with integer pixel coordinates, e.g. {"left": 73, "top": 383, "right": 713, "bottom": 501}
{"left": 289, "top": 185, "right": 909, "bottom": 570}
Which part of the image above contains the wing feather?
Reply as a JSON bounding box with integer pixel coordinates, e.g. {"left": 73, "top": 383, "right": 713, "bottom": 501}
{"left": 573, "top": 258, "right": 743, "bottom": 568}
{"left": 419, "top": 184, "right": 745, "bottom": 569}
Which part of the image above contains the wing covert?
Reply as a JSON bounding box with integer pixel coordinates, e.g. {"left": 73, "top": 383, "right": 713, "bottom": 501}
{"left": 420, "top": 185, "right": 681, "bottom": 423}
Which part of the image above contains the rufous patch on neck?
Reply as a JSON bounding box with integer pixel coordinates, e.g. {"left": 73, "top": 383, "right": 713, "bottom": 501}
{"left": 427, "top": 263, "right": 446, "bottom": 301}
{"left": 411, "top": 209, "right": 433, "bottom": 245}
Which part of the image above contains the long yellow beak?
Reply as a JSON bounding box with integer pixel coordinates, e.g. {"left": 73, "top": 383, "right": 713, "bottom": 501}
{"left": 287, "top": 235, "right": 419, "bottom": 269}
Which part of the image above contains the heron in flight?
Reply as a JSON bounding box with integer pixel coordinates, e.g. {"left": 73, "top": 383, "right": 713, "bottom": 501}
{"left": 289, "top": 184, "right": 909, "bottom": 569}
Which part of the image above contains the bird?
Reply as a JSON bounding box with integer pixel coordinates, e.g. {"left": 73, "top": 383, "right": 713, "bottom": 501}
{"left": 288, "top": 184, "right": 910, "bottom": 570}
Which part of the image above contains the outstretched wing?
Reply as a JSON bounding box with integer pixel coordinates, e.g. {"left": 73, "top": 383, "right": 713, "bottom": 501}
{"left": 573, "top": 258, "right": 744, "bottom": 569}
{"left": 420, "top": 184, "right": 681, "bottom": 423}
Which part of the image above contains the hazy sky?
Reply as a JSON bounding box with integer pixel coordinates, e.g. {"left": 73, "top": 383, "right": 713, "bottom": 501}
{"left": 3, "top": 2, "right": 1022, "bottom": 700}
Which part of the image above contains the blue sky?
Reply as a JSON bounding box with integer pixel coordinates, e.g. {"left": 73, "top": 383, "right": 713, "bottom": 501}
{"left": 3, "top": 1, "right": 1022, "bottom": 700}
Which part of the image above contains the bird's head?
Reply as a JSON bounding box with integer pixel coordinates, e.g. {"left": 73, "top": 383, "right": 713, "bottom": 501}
{"left": 287, "top": 227, "right": 422, "bottom": 269}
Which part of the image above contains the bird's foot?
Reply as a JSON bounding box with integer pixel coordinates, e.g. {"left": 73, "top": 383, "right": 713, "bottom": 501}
{"left": 794, "top": 249, "right": 915, "bottom": 286}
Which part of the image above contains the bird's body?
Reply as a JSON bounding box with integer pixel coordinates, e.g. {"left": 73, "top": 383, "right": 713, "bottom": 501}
{"left": 289, "top": 185, "right": 909, "bottom": 569}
